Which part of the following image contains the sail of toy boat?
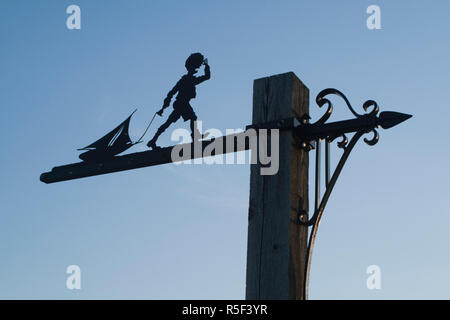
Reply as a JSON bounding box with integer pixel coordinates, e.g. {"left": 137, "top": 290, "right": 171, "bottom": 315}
{"left": 78, "top": 109, "right": 143, "bottom": 162}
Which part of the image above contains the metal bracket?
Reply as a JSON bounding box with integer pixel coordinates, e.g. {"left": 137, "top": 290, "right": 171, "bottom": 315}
{"left": 245, "top": 115, "right": 317, "bottom": 152}
{"left": 297, "top": 88, "right": 411, "bottom": 300}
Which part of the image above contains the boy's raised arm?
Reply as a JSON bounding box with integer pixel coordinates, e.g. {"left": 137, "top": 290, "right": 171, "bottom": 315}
{"left": 195, "top": 60, "right": 210, "bottom": 84}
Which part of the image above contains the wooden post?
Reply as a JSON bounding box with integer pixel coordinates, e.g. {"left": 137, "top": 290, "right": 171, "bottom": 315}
{"left": 246, "top": 72, "right": 309, "bottom": 300}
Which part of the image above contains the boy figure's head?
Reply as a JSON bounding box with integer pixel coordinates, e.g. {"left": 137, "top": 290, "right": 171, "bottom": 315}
{"left": 185, "top": 53, "right": 205, "bottom": 74}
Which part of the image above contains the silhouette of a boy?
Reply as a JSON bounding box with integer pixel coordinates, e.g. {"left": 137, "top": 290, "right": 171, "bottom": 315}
{"left": 147, "top": 53, "right": 210, "bottom": 149}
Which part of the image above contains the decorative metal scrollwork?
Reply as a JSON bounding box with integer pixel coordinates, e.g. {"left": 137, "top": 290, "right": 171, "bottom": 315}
{"left": 303, "top": 89, "right": 381, "bottom": 222}
{"left": 301, "top": 88, "right": 383, "bottom": 299}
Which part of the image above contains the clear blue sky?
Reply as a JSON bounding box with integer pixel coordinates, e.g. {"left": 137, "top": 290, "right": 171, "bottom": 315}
{"left": 1, "top": 0, "right": 449, "bottom": 299}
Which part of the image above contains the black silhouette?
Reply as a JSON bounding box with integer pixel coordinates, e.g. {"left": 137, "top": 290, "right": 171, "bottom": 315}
{"left": 147, "top": 53, "right": 211, "bottom": 149}
{"left": 78, "top": 110, "right": 149, "bottom": 162}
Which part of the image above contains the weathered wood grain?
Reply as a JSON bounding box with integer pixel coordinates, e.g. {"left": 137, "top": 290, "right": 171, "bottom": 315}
{"left": 246, "top": 72, "right": 309, "bottom": 300}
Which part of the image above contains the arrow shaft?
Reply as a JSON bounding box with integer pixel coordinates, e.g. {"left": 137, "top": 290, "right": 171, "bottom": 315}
{"left": 297, "top": 115, "right": 378, "bottom": 140}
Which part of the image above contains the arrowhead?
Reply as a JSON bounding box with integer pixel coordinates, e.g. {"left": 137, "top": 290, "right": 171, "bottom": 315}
{"left": 378, "top": 111, "right": 412, "bottom": 129}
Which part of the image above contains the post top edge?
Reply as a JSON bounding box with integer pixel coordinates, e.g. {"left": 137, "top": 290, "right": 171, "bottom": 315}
{"left": 254, "top": 72, "right": 308, "bottom": 88}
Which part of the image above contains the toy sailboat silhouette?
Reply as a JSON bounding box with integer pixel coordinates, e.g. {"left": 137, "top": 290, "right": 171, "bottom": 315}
{"left": 78, "top": 109, "right": 149, "bottom": 162}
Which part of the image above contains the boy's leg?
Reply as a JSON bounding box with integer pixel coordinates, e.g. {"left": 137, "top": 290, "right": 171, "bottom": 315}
{"left": 179, "top": 103, "right": 209, "bottom": 141}
{"left": 147, "top": 111, "right": 179, "bottom": 148}
{"left": 190, "top": 117, "right": 199, "bottom": 140}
